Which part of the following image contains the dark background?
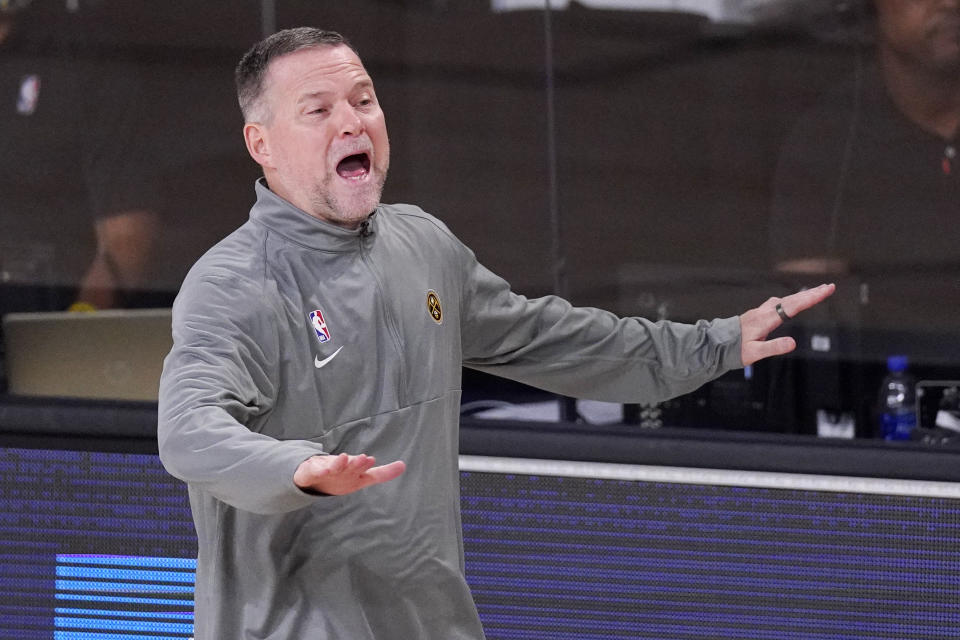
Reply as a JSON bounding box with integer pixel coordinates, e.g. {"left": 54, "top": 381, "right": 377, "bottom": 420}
{"left": 3, "top": 0, "right": 958, "bottom": 437}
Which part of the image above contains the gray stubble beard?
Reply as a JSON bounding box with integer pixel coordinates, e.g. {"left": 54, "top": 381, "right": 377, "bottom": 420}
{"left": 311, "top": 166, "right": 389, "bottom": 226}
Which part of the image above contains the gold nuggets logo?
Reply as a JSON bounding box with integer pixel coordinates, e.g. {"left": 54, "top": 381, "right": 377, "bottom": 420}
{"left": 426, "top": 290, "right": 443, "bottom": 324}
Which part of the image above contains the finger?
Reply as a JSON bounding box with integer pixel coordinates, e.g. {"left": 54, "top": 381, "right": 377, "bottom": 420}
{"left": 309, "top": 459, "right": 406, "bottom": 495}
{"left": 778, "top": 283, "right": 835, "bottom": 318}
{"left": 344, "top": 454, "right": 377, "bottom": 475}
{"left": 328, "top": 453, "right": 350, "bottom": 473}
{"left": 362, "top": 460, "right": 406, "bottom": 487}
{"left": 743, "top": 336, "right": 796, "bottom": 366}
{"left": 739, "top": 305, "right": 778, "bottom": 344}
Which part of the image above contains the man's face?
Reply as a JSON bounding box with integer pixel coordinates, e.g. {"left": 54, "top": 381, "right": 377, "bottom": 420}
{"left": 875, "top": 0, "right": 960, "bottom": 74}
{"left": 255, "top": 45, "right": 390, "bottom": 228}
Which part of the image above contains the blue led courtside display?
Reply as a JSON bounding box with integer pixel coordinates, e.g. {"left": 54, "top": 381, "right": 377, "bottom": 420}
{"left": 3, "top": 447, "right": 960, "bottom": 639}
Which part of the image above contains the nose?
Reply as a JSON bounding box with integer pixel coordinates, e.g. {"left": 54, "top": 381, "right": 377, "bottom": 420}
{"left": 333, "top": 102, "right": 363, "bottom": 137}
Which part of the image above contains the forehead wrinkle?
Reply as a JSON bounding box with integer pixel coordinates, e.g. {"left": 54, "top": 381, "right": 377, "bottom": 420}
{"left": 295, "top": 79, "right": 375, "bottom": 106}
{"left": 263, "top": 51, "right": 371, "bottom": 120}
{"left": 274, "top": 50, "right": 371, "bottom": 93}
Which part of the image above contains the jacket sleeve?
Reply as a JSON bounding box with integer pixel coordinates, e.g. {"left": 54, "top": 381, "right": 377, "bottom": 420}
{"left": 459, "top": 251, "right": 743, "bottom": 405}
{"left": 157, "top": 270, "right": 326, "bottom": 515}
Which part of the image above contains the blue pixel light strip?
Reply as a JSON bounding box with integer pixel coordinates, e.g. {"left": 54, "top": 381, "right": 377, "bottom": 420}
{"left": 53, "top": 554, "right": 195, "bottom": 639}
{"left": 57, "top": 555, "right": 197, "bottom": 569}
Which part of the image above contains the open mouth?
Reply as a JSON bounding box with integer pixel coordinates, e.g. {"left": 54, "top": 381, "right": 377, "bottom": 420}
{"left": 336, "top": 153, "right": 371, "bottom": 180}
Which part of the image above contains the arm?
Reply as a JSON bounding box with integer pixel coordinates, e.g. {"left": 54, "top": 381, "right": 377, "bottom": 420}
{"left": 157, "top": 272, "right": 316, "bottom": 514}
{"left": 158, "top": 270, "right": 403, "bottom": 512}
{"left": 74, "top": 209, "right": 161, "bottom": 309}
{"left": 460, "top": 256, "right": 743, "bottom": 405}
{"left": 158, "top": 270, "right": 403, "bottom": 515}
{"left": 77, "top": 58, "right": 164, "bottom": 309}
{"left": 460, "top": 248, "right": 834, "bottom": 404}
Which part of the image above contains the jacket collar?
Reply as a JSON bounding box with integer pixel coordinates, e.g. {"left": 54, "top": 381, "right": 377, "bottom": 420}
{"left": 248, "top": 178, "right": 377, "bottom": 251}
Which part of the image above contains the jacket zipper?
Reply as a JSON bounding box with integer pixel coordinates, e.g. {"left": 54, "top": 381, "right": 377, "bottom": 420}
{"left": 358, "top": 225, "right": 408, "bottom": 406}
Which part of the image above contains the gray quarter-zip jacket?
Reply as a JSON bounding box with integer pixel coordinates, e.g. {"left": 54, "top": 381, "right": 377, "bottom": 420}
{"left": 158, "top": 179, "right": 743, "bottom": 639}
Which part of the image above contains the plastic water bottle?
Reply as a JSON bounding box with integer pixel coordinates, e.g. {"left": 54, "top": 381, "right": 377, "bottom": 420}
{"left": 878, "top": 355, "right": 917, "bottom": 441}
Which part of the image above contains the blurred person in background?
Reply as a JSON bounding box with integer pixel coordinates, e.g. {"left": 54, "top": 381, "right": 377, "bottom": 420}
{"left": 0, "top": 0, "right": 162, "bottom": 390}
{"left": 770, "top": 0, "right": 960, "bottom": 332}
{"left": 0, "top": 0, "right": 161, "bottom": 313}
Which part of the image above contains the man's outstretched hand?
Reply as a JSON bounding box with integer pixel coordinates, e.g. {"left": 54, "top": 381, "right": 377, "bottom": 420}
{"left": 740, "top": 283, "right": 836, "bottom": 366}
{"left": 294, "top": 453, "right": 406, "bottom": 496}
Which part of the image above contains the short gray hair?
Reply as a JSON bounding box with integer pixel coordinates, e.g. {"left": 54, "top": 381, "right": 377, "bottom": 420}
{"left": 235, "top": 27, "right": 357, "bottom": 122}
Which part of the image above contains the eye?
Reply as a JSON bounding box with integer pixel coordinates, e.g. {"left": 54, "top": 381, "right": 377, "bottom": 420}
{"left": 310, "top": 107, "right": 328, "bottom": 115}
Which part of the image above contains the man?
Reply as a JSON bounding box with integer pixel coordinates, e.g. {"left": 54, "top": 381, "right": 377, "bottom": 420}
{"left": 0, "top": 0, "right": 161, "bottom": 311}
{"left": 158, "top": 27, "right": 834, "bottom": 639}
{"left": 770, "top": 0, "right": 960, "bottom": 332}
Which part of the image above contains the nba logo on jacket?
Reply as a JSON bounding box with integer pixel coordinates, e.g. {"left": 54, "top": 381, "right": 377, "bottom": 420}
{"left": 308, "top": 310, "right": 331, "bottom": 343}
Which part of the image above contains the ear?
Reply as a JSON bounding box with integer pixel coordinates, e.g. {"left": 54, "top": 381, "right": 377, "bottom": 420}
{"left": 243, "top": 122, "right": 273, "bottom": 169}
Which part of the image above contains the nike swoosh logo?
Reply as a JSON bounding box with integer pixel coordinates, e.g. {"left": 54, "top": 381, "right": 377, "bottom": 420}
{"left": 314, "top": 346, "right": 344, "bottom": 369}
